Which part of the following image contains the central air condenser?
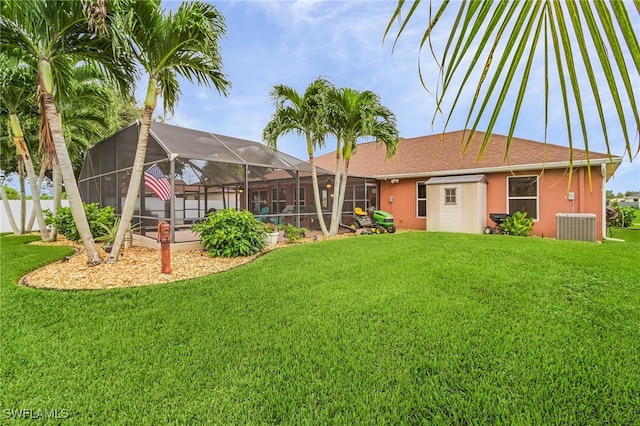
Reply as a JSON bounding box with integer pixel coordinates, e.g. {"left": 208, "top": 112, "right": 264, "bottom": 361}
{"left": 556, "top": 213, "right": 597, "bottom": 242}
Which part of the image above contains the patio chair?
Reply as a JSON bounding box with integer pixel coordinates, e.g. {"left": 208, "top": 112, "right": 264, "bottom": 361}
{"left": 257, "top": 206, "right": 270, "bottom": 222}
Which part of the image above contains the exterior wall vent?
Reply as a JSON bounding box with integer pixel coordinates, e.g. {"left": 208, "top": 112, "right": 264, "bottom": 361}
{"left": 556, "top": 213, "right": 597, "bottom": 242}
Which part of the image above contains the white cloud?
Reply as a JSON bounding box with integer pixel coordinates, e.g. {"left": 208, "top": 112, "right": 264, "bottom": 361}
{"left": 158, "top": 0, "right": 639, "bottom": 192}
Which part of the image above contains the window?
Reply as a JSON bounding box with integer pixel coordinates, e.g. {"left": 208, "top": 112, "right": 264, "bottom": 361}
{"left": 507, "top": 176, "right": 538, "bottom": 219}
{"left": 294, "top": 187, "right": 306, "bottom": 206}
{"left": 251, "top": 190, "right": 267, "bottom": 214}
{"left": 417, "top": 182, "right": 427, "bottom": 217}
{"left": 444, "top": 188, "right": 457, "bottom": 205}
{"left": 271, "top": 188, "right": 286, "bottom": 213}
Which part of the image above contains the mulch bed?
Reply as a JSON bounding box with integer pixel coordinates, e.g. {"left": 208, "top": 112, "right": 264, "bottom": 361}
{"left": 21, "top": 240, "right": 258, "bottom": 290}
{"left": 21, "top": 233, "right": 351, "bottom": 290}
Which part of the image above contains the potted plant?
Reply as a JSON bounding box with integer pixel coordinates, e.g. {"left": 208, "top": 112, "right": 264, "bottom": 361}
{"left": 262, "top": 222, "right": 280, "bottom": 248}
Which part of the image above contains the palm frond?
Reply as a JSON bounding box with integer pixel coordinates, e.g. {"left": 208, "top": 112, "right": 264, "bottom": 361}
{"left": 386, "top": 0, "right": 640, "bottom": 165}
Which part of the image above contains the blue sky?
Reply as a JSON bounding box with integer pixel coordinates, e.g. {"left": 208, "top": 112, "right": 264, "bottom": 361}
{"left": 155, "top": 1, "right": 638, "bottom": 194}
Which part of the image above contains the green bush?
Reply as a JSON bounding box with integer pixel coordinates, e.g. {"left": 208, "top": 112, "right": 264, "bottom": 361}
{"left": 44, "top": 203, "right": 116, "bottom": 242}
{"left": 277, "top": 223, "right": 307, "bottom": 243}
{"left": 501, "top": 211, "right": 534, "bottom": 237}
{"left": 192, "top": 208, "right": 266, "bottom": 257}
{"left": 2, "top": 185, "right": 19, "bottom": 199}
{"left": 607, "top": 206, "right": 636, "bottom": 228}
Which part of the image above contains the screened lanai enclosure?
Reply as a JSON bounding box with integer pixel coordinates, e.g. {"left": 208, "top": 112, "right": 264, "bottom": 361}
{"left": 78, "top": 122, "right": 378, "bottom": 243}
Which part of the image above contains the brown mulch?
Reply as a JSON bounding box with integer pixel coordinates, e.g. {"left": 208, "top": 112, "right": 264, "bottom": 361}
{"left": 22, "top": 241, "right": 259, "bottom": 290}
{"left": 21, "top": 233, "right": 351, "bottom": 291}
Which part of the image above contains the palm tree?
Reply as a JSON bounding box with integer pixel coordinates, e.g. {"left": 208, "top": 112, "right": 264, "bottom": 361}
{"left": 1, "top": 0, "right": 134, "bottom": 264}
{"left": 326, "top": 88, "right": 399, "bottom": 235}
{"left": 106, "top": 0, "right": 230, "bottom": 262}
{"left": 385, "top": 1, "right": 639, "bottom": 166}
{"left": 263, "top": 78, "right": 334, "bottom": 236}
{"left": 0, "top": 57, "right": 50, "bottom": 240}
{"left": 45, "top": 63, "right": 121, "bottom": 238}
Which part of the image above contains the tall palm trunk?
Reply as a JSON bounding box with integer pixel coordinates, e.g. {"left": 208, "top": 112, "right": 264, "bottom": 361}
{"left": 18, "top": 157, "right": 25, "bottom": 234}
{"left": 51, "top": 163, "right": 62, "bottom": 240}
{"left": 21, "top": 154, "right": 49, "bottom": 240}
{"left": 332, "top": 158, "right": 351, "bottom": 236}
{"left": 42, "top": 93, "right": 103, "bottom": 264}
{"left": 328, "top": 139, "right": 346, "bottom": 236}
{"left": 107, "top": 103, "right": 154, "bottom": 263}
{"left": 10, "top": 114, "right": 50, "bottom": 240}
{"left": 309, "top": 152, "right": 329, "bottom": 237}
{"left": 329, "top": 171, "right": 344, "bottom": 236}
{"left": 26, "top": 162, "right": 47, "bottom": 233}
{"left": 0, "top": 183, "right": 20, "bottom": 235}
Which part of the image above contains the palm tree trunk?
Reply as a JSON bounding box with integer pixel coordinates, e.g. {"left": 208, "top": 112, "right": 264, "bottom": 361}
{"left": 332, "top": 159, "right": 351, "bottom": 236}
{"left": 328, "top": 142, "right": 343, "bottom": 235}
{"left": 18, "top": 157, "right": 25, "bottom": 234}
{"left": 51, "top": 163, "right": 61, "bottom": 240}
{"left": 309, "top": 153, "right": 329, "bottom": 236}
{"left": 26, "top": 162, "right": 46, "bottom": 233}
{"left": 22, "top": 154, "right": 50, "bottom": 240}
{"left": 42, "top": 93, "right": 103, "bottom": 264}
{"left": 107, "top": 106, "right": 154, "bottom": 263}
{"left": 0, "top": 183, "right": 20, "bottom": 235}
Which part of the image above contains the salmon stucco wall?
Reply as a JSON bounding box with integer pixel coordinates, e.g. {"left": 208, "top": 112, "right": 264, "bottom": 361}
{"left": 377, "top": 179, "right": 427, "bottom": 230}
{"left": 485, "top": 167, "right": 605, "bottom": 240}
{"left": 377, "top": 166, "right": 606, "bottom": 240}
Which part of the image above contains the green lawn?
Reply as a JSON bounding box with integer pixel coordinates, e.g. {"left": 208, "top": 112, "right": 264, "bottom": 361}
{"left": 1, "top": 232, "right": 638, "bottom": 424}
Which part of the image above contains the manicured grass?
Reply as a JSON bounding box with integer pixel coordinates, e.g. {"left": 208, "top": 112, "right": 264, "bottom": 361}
{"left": 1, "top": 232, "right": 638, "bottom": 424}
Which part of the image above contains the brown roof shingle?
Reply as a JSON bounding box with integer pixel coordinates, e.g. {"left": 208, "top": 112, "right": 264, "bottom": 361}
{"left": 314, "top": 130, "right": 614, "bottom": 177}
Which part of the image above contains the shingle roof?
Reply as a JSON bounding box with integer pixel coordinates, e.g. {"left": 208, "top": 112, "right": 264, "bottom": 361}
{"left": 314, "top": 130, "right": 619, "bottom": 178}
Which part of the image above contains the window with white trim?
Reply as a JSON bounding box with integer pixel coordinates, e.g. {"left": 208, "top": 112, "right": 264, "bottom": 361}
{"left": 294, "top": 187, "right": 306, "bottom": 207}
{"left": 507, "top": 176, "right": 538, "bottom": 219}
{"left": 417, "top": 182, "right": 427, "bottom": 217}
{"left": 271, "top": 188, "right": 286, "bottom": 213}
{"left": 444, "top": 188, "right": 457, "bottom": 205}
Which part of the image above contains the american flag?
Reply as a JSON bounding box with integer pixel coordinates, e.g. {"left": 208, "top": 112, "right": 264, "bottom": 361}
{"left": 144, "top": 164, "right": 171, "bottom": 201}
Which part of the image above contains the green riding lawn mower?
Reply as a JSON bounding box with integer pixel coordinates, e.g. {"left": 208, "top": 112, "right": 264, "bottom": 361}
{"left": 343, "top": 207, "right": 396, "bottom": 234}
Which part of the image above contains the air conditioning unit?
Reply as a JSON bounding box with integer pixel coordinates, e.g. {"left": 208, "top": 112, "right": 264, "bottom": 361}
{"left": 556, "top": 213, "right": 596, "bottom": 242}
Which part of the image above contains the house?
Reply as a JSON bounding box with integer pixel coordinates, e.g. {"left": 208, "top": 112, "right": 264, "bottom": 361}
{"left": 610, "top": 192, "right": 640, "bottom": 209}
{"left": 80, "top": 123, "right": 622, "bottom": 245}
{"left": 314, "top": 130, "right": 622, "bottom": 241}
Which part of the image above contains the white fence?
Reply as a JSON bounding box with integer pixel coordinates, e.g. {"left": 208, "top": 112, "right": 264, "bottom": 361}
{"left": 1, "top": 200, "right": 69, "bottom": 233}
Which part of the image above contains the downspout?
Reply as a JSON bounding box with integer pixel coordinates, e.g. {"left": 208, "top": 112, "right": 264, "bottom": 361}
{"left": 244, "top": 164, "right": 249, "bottom": 211}
{"left": 601, "top": 162, "right": 624, "bottom": 242}
{"left": 170, "top": 155, "right": 176, "bottom": 243}
{"left": 296, "top": 171, "right": 300, "bottom": 228}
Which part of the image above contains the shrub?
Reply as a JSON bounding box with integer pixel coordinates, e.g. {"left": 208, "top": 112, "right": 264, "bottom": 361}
{"left": 501, "top": 211, "right": 533, "bottom": 237}
{"left": 192, "top": 208, "right": 266, "bottom": 257}
{"left": 277, "top": 223, "right": 307, "bottom": 243}
{"left": 607, "top": 206, "right": 636, "bottom": 228}
{"left": 44, "top": 203, "right": 116, "bottom": 242}
{"left": 2, "top": 185, "right": 19, "bottom": 199}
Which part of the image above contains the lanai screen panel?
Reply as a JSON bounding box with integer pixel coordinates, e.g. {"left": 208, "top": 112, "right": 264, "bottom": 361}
{"left": 213, "top": 133, "right": 296, "bottom": 170}
{"left": 150, "top": 124, "right": 245, "bottom": 166}
{"left": 78, "top": 124, "right": 170, "bottom": 214}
